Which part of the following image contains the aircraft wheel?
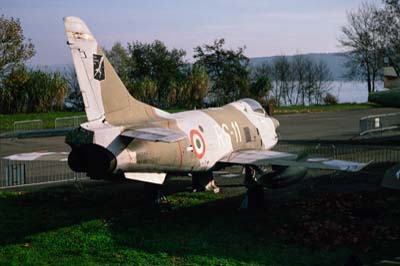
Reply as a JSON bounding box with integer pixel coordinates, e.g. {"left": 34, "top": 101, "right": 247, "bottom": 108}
{"left": 241, "top": 165, "right": 265, "bottom": 210}
{"left": 192, "top": 172, "right": 219, "bottom": 193}
{"left": 144, "top": 183, "right": 167, "bottom": 206}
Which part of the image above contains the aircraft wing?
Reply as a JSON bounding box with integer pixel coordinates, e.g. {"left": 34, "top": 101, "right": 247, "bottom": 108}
{"left": 121, "top": 127, "right": 186, "bottom": 143}
{"left": 3, "top": 151, "right": 69, "bottom": 161}
{"left": 219, "top": 150, "right": 368, "bottom": 172}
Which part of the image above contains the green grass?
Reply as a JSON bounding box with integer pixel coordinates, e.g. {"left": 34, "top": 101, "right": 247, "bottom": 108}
{"left": 0, "top": 103, "right": 376, "bottom": 132}
{"left": 0, "top": 112, "right": 85, "bottom": 132}
{"left": 0, "top": 109, "right": 185, "bottom": 132}
{"left": 0, "top": 179, "right": 398, "bottom": 266}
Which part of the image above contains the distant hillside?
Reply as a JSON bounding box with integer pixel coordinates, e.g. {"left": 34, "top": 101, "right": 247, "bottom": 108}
{"left": 31, "top": 53, "right": 349, "bottom": 81}
{"left": 27, "top": 63, "right": 73, "bottom": 74}
{"left": 250, "top": 52, "right": 347, "bottom": 81}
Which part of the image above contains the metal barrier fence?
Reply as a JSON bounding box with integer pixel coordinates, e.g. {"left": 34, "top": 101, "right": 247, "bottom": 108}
{"left": 359, "top": 112, "right": 400, "bottom": 136}
{"left": 1, "top": 140, "right": 399, "bottom": 189}
{"left": 55, "top": 115, "right": 87, "bottom": 129}
{"left": 0, "top": 159, "right": 87, "bottom": 188}
{"left": 274, "top": 140, "right": 400, "bottom": 164}
{"left": 13, "top": 119, "right": 43, "bottom": 133}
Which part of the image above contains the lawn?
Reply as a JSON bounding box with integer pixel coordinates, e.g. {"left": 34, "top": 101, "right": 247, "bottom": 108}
{"left": 0, "top": 174, "right": 398, "bottom": 266}
{"left": 0, "top": 112, "right": 85, "bottom": 132}
{"left": 0, "top": 103, "right": 377, "bottom": 132}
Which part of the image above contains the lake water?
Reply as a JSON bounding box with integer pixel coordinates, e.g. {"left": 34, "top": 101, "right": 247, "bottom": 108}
{"left": 328, "top": 81, "right": 384, "bottom": 104}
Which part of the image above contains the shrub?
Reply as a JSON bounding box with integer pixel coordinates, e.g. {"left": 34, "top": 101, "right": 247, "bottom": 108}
{"left": 323, "top": 93, "right": 338, "bottom": 105}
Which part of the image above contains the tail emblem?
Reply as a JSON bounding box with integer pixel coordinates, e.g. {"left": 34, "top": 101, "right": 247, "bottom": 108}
{"left": 93, "top": 54, "right": 105, "bottom": 81}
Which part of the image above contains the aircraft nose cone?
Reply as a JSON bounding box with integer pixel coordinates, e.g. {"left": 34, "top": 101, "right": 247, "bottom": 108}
{"left": 271, "top": 117, "right": 280, "bottom": 129}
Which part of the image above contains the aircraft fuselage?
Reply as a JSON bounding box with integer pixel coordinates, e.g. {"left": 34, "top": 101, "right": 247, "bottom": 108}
{"left": 68, "top": 99, "right": 278, "bottom": 178}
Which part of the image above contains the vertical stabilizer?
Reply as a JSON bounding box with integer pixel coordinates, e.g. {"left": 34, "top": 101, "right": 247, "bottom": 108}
{"left": 64, "top": 17, "right": 105, "bottom": 122}
{"left": 64, "top": 16, "right": 162, "bottom": 125}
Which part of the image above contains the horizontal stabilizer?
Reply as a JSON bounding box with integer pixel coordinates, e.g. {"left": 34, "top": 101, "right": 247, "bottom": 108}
{"left": 124, "top": 172, "right": 166, "bottom": 184}
{"left": 121, "top": 127, "right": 185, "bottom": 143}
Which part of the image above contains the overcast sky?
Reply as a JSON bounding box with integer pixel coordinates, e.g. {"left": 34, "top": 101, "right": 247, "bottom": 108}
{"left": 2, "top": 0, "right": 379, "bottom": 65}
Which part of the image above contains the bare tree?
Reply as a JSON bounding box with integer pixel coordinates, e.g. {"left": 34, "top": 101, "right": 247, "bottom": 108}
{"left": 375, "top": 0, "right": 400, "bottom": 72}
{"left": 313, "top": 60, "right": 333, "bottom": 104}
{"left": 292, "top": 54, "right": 310, "bottom": 105}
{"left": 339, "top": 3, "right": 383, "bottom": 93}
{"left": 269, "top": 54, "right": 332, "bottom": 106}
{"left": 271, "top": 56, "right": 290, "bottom": 106}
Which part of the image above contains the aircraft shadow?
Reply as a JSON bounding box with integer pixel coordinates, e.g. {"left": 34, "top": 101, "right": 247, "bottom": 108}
{"left": 0, "top": 172, "right": 398, "bottom": 265}
{"left": 0, "top": 176, "right": 297, "bottom": 265}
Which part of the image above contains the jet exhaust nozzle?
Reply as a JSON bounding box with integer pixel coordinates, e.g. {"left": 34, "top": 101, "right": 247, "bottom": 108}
{"left": 68, "top": 144, "right": 117, "bottom": 179}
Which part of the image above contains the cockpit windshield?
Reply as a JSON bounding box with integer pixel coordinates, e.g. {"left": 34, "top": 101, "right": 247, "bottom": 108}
{"left": 241, "top": 98, "right": 266, "bottom": 115}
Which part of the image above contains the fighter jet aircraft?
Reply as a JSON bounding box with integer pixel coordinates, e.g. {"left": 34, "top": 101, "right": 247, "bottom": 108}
{"left": 4, "top": 17, "right": 369, "bottom": 206}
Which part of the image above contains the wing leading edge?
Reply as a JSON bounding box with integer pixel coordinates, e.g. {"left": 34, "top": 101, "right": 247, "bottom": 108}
{"left": 219, "top": 150, "right": 369, "bottom": 172}
{"left": 121, "top": 127, "right": 185, "bottom": 143}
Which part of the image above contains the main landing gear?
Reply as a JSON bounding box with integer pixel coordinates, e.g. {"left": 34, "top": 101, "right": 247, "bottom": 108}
{"left": 143, "top": 171, "right": 220, "bottom": 208}
{"left": 240, "top": 166, "right": 265, "bottom": 210}
{"left": 192, "top": 172, "right": 220, "bottom": 193}
{"left": 144, "top": 182, "right": 167, "bottom": 207}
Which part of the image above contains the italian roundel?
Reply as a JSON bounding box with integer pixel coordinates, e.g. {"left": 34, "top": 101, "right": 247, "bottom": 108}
{"left": 190, "top": 130, "right": 206, "bottom": 159}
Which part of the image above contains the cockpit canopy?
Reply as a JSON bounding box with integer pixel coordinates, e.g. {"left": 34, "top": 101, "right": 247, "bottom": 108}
{"left": 240, "top": 98, "right": 266, "bottom": 115}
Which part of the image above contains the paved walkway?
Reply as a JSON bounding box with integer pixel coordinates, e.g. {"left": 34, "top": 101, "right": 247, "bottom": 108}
{"left": 275, "top": 107, "right": 399, "bottom": 140}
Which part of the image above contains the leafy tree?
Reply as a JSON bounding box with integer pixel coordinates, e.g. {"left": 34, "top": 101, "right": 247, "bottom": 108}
{"left": 185, "top": 66, "right": 209, "bottom": 108}
{"left": 25, "top": 70, "right": 68, "bottom": 112}
{"left": 126, "top": 40, "right": 187, "bottom": 107}
{"left": 167, "top": 80, "right": 185, "bottom": 107}
{"left": 339, "top": 3, "right": 383, "bottom": 93}
{"left": 194, "top": 39, "right": 250, "bottom": 105}
{"left": 0, "top": 15, "right": 35, "bottom": 114}
{"left": 64, "top": 66, "right": 84, "bottom": 111}
{"left": 0, "top": 15, "right": 35, "bottom": 79}
{"left": 131, "top": 76, "right": 158, "bottom": 104}
{"left": 104, "top": 42, "right": 130, "bottom": 83}
{"left": 250, "top": 64, "right": 272, "bottom": 105}
{"left": 165, "top": 66, "right": 209, "bottom": 108}
{"left": 0, "top": 66, "right": 29, "bottom": 113}
{"left": 106, "top": 41, "right": 187, "bottom": 107}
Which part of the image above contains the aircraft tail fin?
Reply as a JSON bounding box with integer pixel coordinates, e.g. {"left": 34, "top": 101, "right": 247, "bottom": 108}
{"left": 63, "top": 17, "right": 161, "bottom": 125}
